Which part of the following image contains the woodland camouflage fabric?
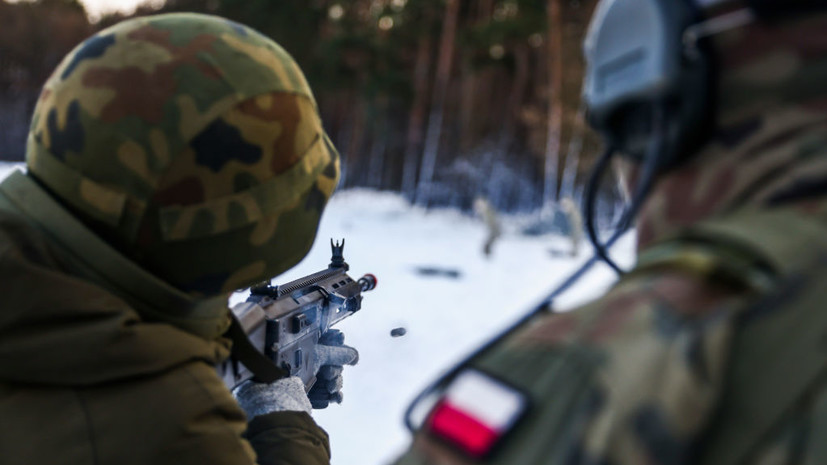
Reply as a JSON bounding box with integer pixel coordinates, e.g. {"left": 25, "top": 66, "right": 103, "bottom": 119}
{"left": 26, "top": 13, "right": 340, "bottom": 297}
{"left": 396, "top": 9, "right": 827, "bottom": 465}
{"left": 636, "top": 10, "right": 827, "bottom": 249}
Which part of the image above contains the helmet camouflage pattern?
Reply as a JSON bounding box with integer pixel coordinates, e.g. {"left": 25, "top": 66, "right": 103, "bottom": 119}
{"left": 26, "top": 13, "right": 340, "bottom": 296}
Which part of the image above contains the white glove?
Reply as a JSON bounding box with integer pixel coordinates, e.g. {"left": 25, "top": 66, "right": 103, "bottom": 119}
{"left": 232, "top": 330, "right": 359, "bottom": 416}
{"left": 233, "top": 376, "right": 312, "bottom": 418}
{"left": 308, "top": 329, "right": 359, "bottom": 409}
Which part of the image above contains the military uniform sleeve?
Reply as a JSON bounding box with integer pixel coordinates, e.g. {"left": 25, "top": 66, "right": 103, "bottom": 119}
{"left": 394, "top": 269, "right": 751, "bottom": 465}
{"left": 61, "top": 357, "right": 331, "bottom": 465}
{"left": 246, "top": 412, "right": 331, "bottom": 465}
{"left": 164, "top": 363, "right": 331, "bottom": 465}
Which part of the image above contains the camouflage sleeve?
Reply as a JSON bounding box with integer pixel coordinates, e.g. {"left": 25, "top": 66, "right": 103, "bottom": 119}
{"left": 245, "top": 412, "right": 331, "bottom": 465}
{"left": 395, "top": 268, "right": 751, "bottom": 465}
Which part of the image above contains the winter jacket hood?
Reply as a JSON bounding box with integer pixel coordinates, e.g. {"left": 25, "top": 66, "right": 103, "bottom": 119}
{"left": 0, "top": 170, "right": 232, "bottom": 386}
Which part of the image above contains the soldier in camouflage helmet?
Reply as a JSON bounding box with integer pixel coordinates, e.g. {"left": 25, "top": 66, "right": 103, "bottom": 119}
{"left": 0, "top": 13, "right": 355, "bottom": 465}
{"left": 396, "top": 1, "right": 827, "bottom": 464}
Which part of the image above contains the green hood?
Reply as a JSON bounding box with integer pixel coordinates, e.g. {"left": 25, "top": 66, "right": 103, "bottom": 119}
{"left": 0, "top": 170, "right": 230, "bottom": 386}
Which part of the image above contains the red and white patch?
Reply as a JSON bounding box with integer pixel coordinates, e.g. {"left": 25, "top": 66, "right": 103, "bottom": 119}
{"left": 427, "top": 370, "right": 527, "bottom": 458}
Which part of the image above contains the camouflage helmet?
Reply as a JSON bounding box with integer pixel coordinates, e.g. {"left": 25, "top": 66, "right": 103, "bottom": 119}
{"left": 26, "top": 13, "right": 340, "bottom": 297}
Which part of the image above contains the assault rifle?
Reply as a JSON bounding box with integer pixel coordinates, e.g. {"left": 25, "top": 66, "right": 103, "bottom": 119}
{"left": 219, "top": 239, "right": 376, "bottom": 391}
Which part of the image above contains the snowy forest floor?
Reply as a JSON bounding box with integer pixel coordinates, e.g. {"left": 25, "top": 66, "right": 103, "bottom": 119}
{"left": 254, "top": 189, "right": 636, "bottom": 464}
{"left": 0, "top": 163, "right": 636, "bottom": 465}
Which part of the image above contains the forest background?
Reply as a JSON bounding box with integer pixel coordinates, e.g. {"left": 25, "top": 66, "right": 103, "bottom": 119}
{"left": 0, "top": 0, "right": 623, "bottom": 217}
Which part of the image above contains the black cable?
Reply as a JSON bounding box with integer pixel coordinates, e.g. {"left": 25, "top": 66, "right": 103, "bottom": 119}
{"left": 584, "top": 146, "right": 625, "bottom": 274}
{"left": 620, "top": 104, "right": 667, "bottom": 228}
{"left": 584, "top": 103, "right": 668, "bottom": 276}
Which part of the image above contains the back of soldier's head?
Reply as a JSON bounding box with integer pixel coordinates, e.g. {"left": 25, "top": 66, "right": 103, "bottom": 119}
{"left": 27, "top": 13, "right": 340, "bottom": 297}
{"left": 579, "top": 0, "right": 827, "bottom": 262}
{"left": 584, "top": 0, "right": 827, "bottom": 171}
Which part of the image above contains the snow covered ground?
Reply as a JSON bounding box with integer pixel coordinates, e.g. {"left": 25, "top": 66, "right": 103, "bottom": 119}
{"left": 0, "top": 162, "right": 635, "bottom": 464}
{"left": 256, "top": 189, "right": 636, "bottom": 465}
{"left": 0, "top": 163, "right": 23, "bottom": 178}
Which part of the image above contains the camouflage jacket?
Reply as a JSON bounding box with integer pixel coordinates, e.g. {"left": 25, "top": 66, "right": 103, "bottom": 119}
{"left": 396, "top": 203, "right": 827, "bottom": 465}
{"left": 0, "top": 170, "right": 330, "bottom": 465}
{"left": 395, "top": 11, "right": 827, "bottom": 465}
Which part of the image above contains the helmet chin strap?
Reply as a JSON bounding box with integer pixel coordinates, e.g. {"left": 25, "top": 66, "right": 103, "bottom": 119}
{"left": 584, "top": 103, "right": 668, "bottom": 275}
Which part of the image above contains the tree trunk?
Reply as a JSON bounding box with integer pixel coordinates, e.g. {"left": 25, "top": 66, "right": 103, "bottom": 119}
{"left": 368, "top": 104, "right": 388, "bottom": 189}
{"left": 343, "top": 95, "right": 366, "bottom": 189}
{"left": 415, "top": 0, "right": 461, "bottom": 206}
{"left": 559, "top": 103, "right": 586, "bottom": 201}
{"left": 475, "top": 0, "right": 494, "bottom": 19}
{"left": 543, "top": 0, "right": 564, "bottom": 214}
{"left": 500, "top": 45, "right": 530, "bottom": 147}
{"left": 402, "top": 33, "right": 433, "bottom": 197}
{"left": 459, "top": 0, "right": 494, "bottom": 151}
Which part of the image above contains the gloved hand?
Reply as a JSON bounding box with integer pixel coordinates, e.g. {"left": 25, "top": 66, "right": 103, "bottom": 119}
{"left": 232, "top": 330, "right": 358, "bottom": 417}
{"left": 308, "top": 329, "right": 359, "bottom": 409}
{"left": 233, "top": 376, "right": 312, "bottom": 418}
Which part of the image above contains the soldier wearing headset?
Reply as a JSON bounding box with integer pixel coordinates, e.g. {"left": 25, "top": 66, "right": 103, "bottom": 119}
{"left": 395, "top": 0, "right": 827, "bottom": 464}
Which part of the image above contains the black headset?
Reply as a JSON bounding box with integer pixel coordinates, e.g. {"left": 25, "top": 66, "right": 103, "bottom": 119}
{"left": 403, "top": 0, "right": 826, "bottom": 434}
{"left": 584, "top": 0, "right": 824, "bottom": 167}
{"left": 582, "top": 0, "right": 827, "bottom": 273}
{"left": 581, "top": 0, "right": 715, "bottom": 272}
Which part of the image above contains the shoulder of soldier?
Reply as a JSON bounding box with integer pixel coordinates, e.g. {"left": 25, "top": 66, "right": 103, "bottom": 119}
{"left": 0, "top": 183, "right": 68, "bottom": 274}
{"left": 395, "top": 264, "right": 754, "bottom": 465}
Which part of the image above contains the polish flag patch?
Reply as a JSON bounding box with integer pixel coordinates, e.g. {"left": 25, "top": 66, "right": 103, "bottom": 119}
{"left": 427, "top": 370, "right": 528, "bottom": 458}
